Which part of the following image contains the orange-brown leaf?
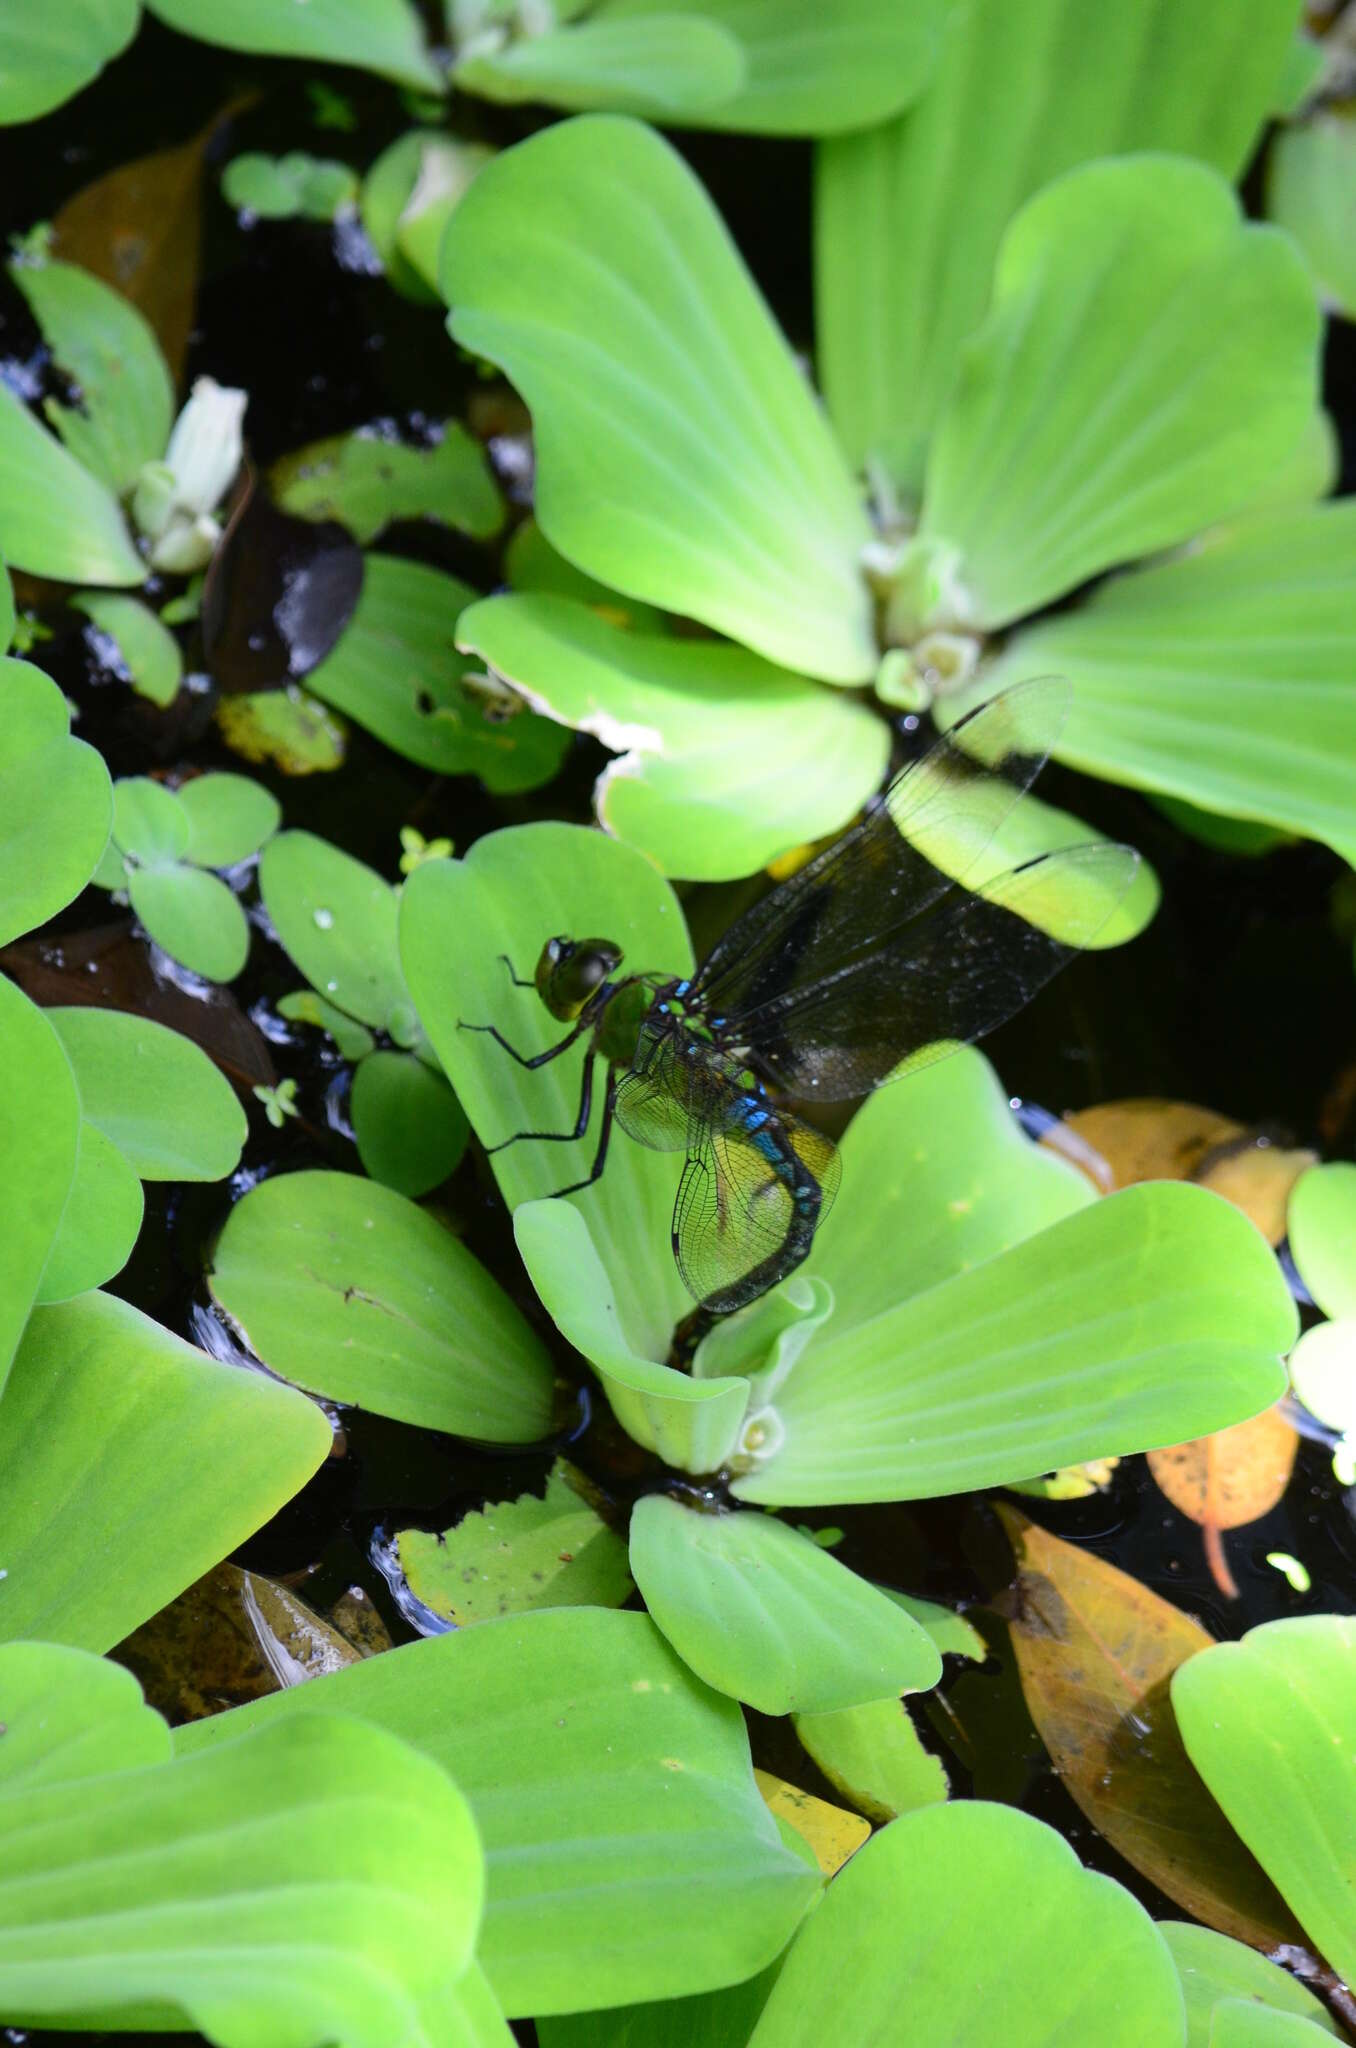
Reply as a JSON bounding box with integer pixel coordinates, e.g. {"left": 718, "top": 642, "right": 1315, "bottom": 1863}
{"left": 1056, "top": 1100, "right": 1314, "bottom": 1243}
{"left": 994, "top": 1504, "right": 1299, "bottom": 1951}
{"left": 1147, "top": 1408, "right": 1299, "bottom": 1533}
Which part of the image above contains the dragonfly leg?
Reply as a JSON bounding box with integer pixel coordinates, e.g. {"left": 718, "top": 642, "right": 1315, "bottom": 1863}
{"left": 497, "top": 953, "right": 535, "bottom": 989}
{"left": 544, "top": 1071, "right": 618, "bottom": 1199}
{"left": 488, "top": 1053, "right": 595, "bottom": 1154}
{"left": 458, "top": 1016, "right": 587, "bottom": 1068}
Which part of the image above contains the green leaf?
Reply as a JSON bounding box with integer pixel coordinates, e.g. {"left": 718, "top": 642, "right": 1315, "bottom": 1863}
{"left": 457, "top": 593, "right": 889, "bottom": 880}
{"left": 816, "top": 0, "right": 1304, "bottom": 490}
{"left": 1159, "top": 1923, "right": 1341, "bottom": 2047}
{"left": 589, "top": 0, "right": 948, "bottom": 134}
{"left": 178, "top": 770, "right": 280, "bottom": 867}
{"left": 279, "top": 988, "right": 377, "bottom": 1062}
{"left": 976, "top": 501, "right": 1356, "bottom": 865}
{"left": 304, "top": 554, "right": 568, "bottom": 790}
{"left": 0, "top": 976, "right": 80, "bottom": 1388}
{"left": 0, "top": 1641, "right": 168, "bottom": 1789}
{"left": 454, "top": 14, "right": 746, "bottom": 119}
{"left": 0, "top": 1668, "right": 484, "bottom": 2048}
{"left": 538, "top": 1971, "right": 780, "bottom": 2048}
{"left": 111, "top": 771, "right": 188, "bottom": 864}
{"left": 918, "top": 156, "right": 1319, "bottom": 627}
{"left": 745, "top": 1802, "right": 1184, "bottom": 2046}
{"left": 10, "top": 255, "right": 174, "bottom": 495}
{"left": 216, "top": 684, "right": 348, "bottom": 775}
{"left": 0, "top": 0, "right": 139, "bottom": 123}
{"left": 441, "top": 115, "right": 874, "bottom": 684}
{"left": 399, "top": 823, "right": 694, "bottom": 1362}
{"left": 174, "top": 1607, "right": 821, "bottom": 2017}
{"left": 0, "top": 559, "right": 14, "bottom": 647}
{"left": 1287, "top": 1162, "right": 1356, "bottom": 1320}
{"left": 360, "top": 128, "right": 446, "bottom": 305}
{"left": 128, "top": 861, "right": 250, "bottom": 981}
{"left": 0, "top": 1288, "right": 331, "bottom": 1650}
{"left": 515, "top": 1198, "right": 751, "bottom": 1474}
{"left": 1287, "top": 1318, "right": 1356, "bottom": 1436}
{"left": 393, "top": 138, "right": 496, "bottom": 296}
{"left": 71, "top": 590, "right": 183, "bottom": 705}
{"left": 734, "top": 1182, "right": 1293, "bottom": 1506}
{"left": 629, "top": 1496, "right": 941, "bottom": 1714}
{"left": 34, "top": 1120, "right": 143, "bottom": 1302}
{"left": 144, "top": 0, "right": 444, "bottom": 91}
{"left": 1211, "top": 2007, "right": 1337, "bottom": 2046}
{"left": 795, "top": 1694, "right": 948, "bottom": 1821}
{"left": 1172, "top": 1617, "right": 1356, "bottom": 1987}
{"left": 351, "top": 1048, "right": 470, "bottom": 1197}
{"left": 0, "top": 379, "right": 144, "bottom": 584}
{"left": 272, "top": 425, "right": 502, "bottom": 543}
{"left": 504, "top": 515, "right": 668, "bottom": 631}
{"left": 0, "top": 657, "right": 112, "bottom": 943}
{"left": 261, "top": 827, "right": 408, "bottom": 1031}
{"left": 47, "top": 1005, "right": 248, "bottom": 1180}
{"left": 396, "top": 1458, "right": 633, "bottom": 1624}
{"left": 807, "top": 1044, "right": 1094, "bottom": 1336}
{"left": 209, "top": 1167, "right": 555, "bottom": 1440}
{"left": 1266, "top": 116, "right": 1356, "bottom": 320}
{"left": 221, "top": 150, "right": 359, "bottom": 222}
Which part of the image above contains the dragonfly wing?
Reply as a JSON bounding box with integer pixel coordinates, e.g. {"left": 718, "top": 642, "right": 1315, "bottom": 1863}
{"left": 739, "top": 842, "right": 1141, "bottom": 1102}
{"left": 689, "top": 677, "right": 1071, "bottom": 1024}
{"left": 613, "top": 1032, "right": 696, "bottom": 1153}
{"left": 672, "top": 1106, "right": 841, "bottom": 1313}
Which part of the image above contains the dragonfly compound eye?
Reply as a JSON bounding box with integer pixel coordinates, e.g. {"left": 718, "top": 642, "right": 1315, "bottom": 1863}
{"left": 537, "top": 935, "right": 624, "bottom": 1019}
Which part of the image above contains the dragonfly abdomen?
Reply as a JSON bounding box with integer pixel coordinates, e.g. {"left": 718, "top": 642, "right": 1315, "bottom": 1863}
{"left": 690, "top": 1092, "right": 827, "bottom": 1314}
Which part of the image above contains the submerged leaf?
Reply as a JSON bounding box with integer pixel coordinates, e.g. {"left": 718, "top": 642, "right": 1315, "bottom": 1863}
{"left": 202, "top": 479, "right": 364, "bottom": 694}
{"left": 996, "top": 1506, "right": 1297, "bottom": 1949}
{"left": 396, "top": 1460, "right": 632, "bottom": 1625}
{"left": 272, "top": 425, "right": 502, "bottom": 544}
{"left": 1147, "top": 1410, "right": 1298, "bottom": 1598}
{"left": 215, "top": 683, "right": 348, "bottom": 774}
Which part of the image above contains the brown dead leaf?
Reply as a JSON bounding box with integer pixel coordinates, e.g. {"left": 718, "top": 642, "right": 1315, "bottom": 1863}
{"left": 1057, "top": 1099, "right": 1314, "bottom": 1244}
{"left": 994, "top": 1504, "right": 1300, "bottom": 1951}
{"left": 115, "top": 1561, "right": 361, "bottom": 1721}
{"left": 1147, "top": 1407, "right": 1299, "bottom": 1599}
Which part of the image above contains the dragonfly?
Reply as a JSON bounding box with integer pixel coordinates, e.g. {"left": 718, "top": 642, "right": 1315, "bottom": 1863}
{"left": 461, "top": 679, "right": 1138, "bottom": 1316}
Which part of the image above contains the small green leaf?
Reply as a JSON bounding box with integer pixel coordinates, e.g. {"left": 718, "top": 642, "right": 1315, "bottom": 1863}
{"left": 1288, "top": 1162, "right": 1356, "bottom": 1321}
{"left": 47, "top": 1005, "right": 248, "bottom": 1180}
{"left": 397, "top": 1459, "right": 633, "bottom": 1624}
{"left": 1288, "top": 1320, "right": 1356, "bottom": 1436}
{"left": 1160, "top": 1922, "right": 1341, "bottom": 2045}
{"left": 817, "top": 0, "right": 1304, "bottom": 491}
{"left": 34, "top": 1120, "right": 143, "bottom": 1302}
{"left": 216, "top": 684, "right": 348, "bottom": 774}
{"left": 351, "top": 1048, "right": 469, "bottom": 1197}
{"left": 454, "top": 13, "right": 746, "bottom": 118}
{"left": 0, "top": 1670, "right": 483, "bottom": 2048}
{"left": 278, "top": 987, "right": 376, "bottom": 1061}
{"left": 1266, "top": 116, "right": 1356, "bottom": 320}
{"left": 630, "top": 1496, "right": 942, "bottom": 1714}
{"left": 442, "top": 115, "right": 874, "bottom": 684}
{"left": 0, "top": 0, "right": 139, "bottom": 123}
{"left": 736, "top": 1182, "right": 1294, "bottom": 1506}
{"left": 71, "top": 591, "right": 183, "bottom": 705}
{"left": 0, "top": 1288, "right": 331, "bottom": 1651}
{"left": 144, "top": 0, "right": 444, "bottom": 91}
{"left": 177, "top": 770, "right": 280, "bottom": 867}
{"left": 127, "top": 862, "right": 250, "bottom": 981}
{"left": 0, "top": 657, "right": 112, "bottom": 943}
{"left": 1173, "top": 1617, "right": 1356, "bottom": 1987}
{"left": 174, "top": 1608, "right": 821, "bottom": 2017}
{"left": 457, "top": 592, "right": 889, "bottom": 880}
{"left": 919, "top": 157, "right": 1318, "bottom": 627}
{"left": 0, "top": 975, "right": 80, "bottom": 1387}
{"left": 305, "top": 554, "right": 567, "bottom": 790}
{"left": 209, "top": 1167, "right": 555, "bottom": 1440}
{"left": 272, "top": 425, "right": 502, "bottom": 543}
{"left": 111, "top": 774, "right": 188, "bottom": 864}
{"left": 10, "top": 254, "right": 174, "bottom": 495}
{"left": 0, "top": 379, "right": 144, "bottom": 584}
{"left": 260, "top": 828, "right": 407, "bottom": 1030}
{"left": 795, "top": 1694, "right": 948, "bottom": 1821}
{"left": 974, "top": 501, "right": 1356, "bottom": 866}
{"left": 746, "top": 1803, "right": 1183, "bottom": 2047}
{"left": 221, "top": 150, "right": 359, "bottom": 221}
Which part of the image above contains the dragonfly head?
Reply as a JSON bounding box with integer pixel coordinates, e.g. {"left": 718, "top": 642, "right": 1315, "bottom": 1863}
{"left": 535, "top": 935, "right": 624, "bottom": 1019}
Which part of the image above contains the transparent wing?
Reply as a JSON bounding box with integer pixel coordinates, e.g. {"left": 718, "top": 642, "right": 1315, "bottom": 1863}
{"left": 614, "top": 1023, "right": 710, "bottom": 1153}
{"left": 733, "top": 842, "right": 1140, "bottom": 1102}
{"left": 673, "top": 1106, "right": 841, "bottom": 1314}
{"left": 689, "top": 677, "right": 1071, "bottom": 1025}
